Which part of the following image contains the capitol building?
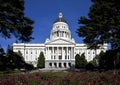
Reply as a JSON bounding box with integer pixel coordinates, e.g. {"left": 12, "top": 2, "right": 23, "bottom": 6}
{"left": 13, "top": 12, "right": 107, "bottom": 68}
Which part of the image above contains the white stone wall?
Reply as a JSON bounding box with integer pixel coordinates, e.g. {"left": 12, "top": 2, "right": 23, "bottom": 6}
{"left": 13, "top": 43, "right": 108, "bottom": 67}
{"left": 13, "top": 43, "right": 45, "bottom": 67}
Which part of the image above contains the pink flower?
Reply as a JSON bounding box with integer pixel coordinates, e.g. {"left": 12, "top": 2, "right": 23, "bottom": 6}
{"left": 64, "top": 75, "right": 72, "bottom": 81}
{"left": 26, "top": 83, "right": 30, "bottom": 85}
{"left": 47, "top": 80, "right": 54, "bottom": 85}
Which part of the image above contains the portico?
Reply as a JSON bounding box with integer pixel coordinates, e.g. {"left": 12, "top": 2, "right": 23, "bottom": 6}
{"left": 45, "top": 45, "right": 75, "bottom": 68}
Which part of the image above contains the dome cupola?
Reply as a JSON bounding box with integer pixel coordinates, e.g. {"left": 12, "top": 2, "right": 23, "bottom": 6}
{"left": 54, "top": 12, "right": 67, "bottom": 23}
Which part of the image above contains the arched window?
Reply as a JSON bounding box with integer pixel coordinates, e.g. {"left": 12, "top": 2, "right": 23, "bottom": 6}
{"left": 54, "top": 63, "right": 57, "bottom": 68}
{"left": 59, "top": 63, "right": 61, "bottom": 68}
{"left": 64, "top": 63, "right": 66, "bottom": 68}
{"left": 49, "top": 63, "right": 52, "bottom": 67}
{"left": 68, "top": 63, "right": 71, "bottom": 67}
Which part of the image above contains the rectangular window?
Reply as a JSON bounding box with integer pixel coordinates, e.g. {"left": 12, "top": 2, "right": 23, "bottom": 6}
{"left": 65, "top": 55, "right": 67, "bottom": 59}
{"left": 59, "top": 55, "right": 62, "bottom": 60}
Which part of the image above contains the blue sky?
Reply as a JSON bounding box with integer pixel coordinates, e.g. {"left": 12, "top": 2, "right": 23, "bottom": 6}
{"left": 0, "top": 0, "right": 92, "bottom": 51}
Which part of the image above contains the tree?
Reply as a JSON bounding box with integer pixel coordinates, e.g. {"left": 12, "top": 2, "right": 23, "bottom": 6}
{"left": 0, "top": 45, "right": 5, "bottom": 55}
{"left": 5, "top": 45, "right": 25, "bottom": 70}
{"left": 6, "top": 45, "right": 14, "bottom": 70}
{"left": 77, "top": 0, "right": 120, "bottom": 50}
{"left": 14, "top": 51, "right": 25, "bottom": 69}
{"left": 37, "top": 52, "right": 45, "bottom": 68}
{"left": 75, "top": 54, "right": 81, "bottom": 68}
{"left": 0, "top": 46, "right": 6, "bottom": 71}
{"left": 115, "top": 52, "right": 120, "bottom": 69}
{"left": 0, "top": 0, "right": 34, "bottom": 42}
{"left": 85, "top": 63, "right": 95, "bottom": 71}
{"left": 75, "top": 53, "right": 87, "bottom": 69}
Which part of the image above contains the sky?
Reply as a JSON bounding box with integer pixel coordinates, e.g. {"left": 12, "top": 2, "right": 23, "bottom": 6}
{"left": 0, "top": 0, "right": 92, "bottom": 51}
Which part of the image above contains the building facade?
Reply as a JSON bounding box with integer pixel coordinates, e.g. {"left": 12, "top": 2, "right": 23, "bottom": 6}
{"left": 13, "top": 12, "right": 108, "bottom": 68}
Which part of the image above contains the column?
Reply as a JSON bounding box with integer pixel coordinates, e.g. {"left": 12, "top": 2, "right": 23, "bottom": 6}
{"left": 71, "top": 47, "right": 73, "bottom": 59}
{"left": 46, "top": 47, "right": 48, "bottom": 59}
{"left": 62, "top": 62, "right": 64, "bottom": 68}
{"left": 66, "top": 62, "right": 69, "bottom": 68}
{"left": 48, "top": 47, "right": 50, "bottom": 60}
{"left": 56, "top": 62, "right": 58, "bottom": 68}
{"left": 60, "top": 31, "right": 61, "bottom": 37}
{"left": 69, "top": 47, "right": 71, "bottom": 60}
{"left": 73, "top": 47, "right": 75, "bottom": 59}
{"left": 57, "top": 47, "right": 58, "bottom": 60}
{"left": 72, "top": 47, "right": 73, "bottom": 59}
{"left": 51, "top": 63, "right": 53, "bottom": 68}
{"left": 48, "top": 47, "right": 50, "bottom": 58}
{"left": 51, "top": 47, "right": 52, "bottom": 60}
{"left": 62, "top": 47, "right": 64, "bottom": 60}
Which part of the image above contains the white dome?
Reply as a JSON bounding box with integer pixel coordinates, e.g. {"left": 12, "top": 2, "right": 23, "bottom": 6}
{"left": 50, "top": 12, "right": 71, "bottom": 40}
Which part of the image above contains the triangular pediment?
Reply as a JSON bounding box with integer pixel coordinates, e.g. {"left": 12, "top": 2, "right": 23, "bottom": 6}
{"left": 45, "top": 38, "right": 75, "bottom": 45}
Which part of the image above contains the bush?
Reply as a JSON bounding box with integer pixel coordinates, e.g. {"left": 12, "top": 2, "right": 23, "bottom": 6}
{"left": 24, "top": 63, "right": 34, "bottom": 70}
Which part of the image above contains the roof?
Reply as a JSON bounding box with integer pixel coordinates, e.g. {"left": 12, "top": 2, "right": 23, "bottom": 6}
{"left": 54, "top": 18, "right": 67, "bottom": 23}
{"left": 53, "top": 12, "right": 67, "bottom": 23}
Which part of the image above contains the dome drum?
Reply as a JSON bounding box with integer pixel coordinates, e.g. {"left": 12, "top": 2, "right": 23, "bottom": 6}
{"left": 52, "top": 22, "right": 69, "bottom": 31}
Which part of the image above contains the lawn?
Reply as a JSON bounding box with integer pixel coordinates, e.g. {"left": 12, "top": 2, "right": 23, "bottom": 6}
{"left": 0, "top": 70, "right": 120, "bottom": 85}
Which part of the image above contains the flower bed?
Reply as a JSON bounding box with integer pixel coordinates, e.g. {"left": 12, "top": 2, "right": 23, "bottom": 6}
{"left": 0, "top": 70, "right": 120, "bottom": 85}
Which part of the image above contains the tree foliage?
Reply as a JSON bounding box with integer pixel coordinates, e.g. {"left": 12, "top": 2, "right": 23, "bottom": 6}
{"left": 0, "top": 0, "right": 34, "bottom": 42}
{"left": 0, "top": 45, "right": 26, "bottom": 71}
{"left": 0, "top": 46, "right": 6, "bottom": 71}
{"left": 75, "top": 53, "right": 87, "bottom": 69}
{"left": 98, "top": 48, "right": 120, "bottom": 70}
{"left": 77, "top": 0, "right": 120, "bottom": 49}
{"left": 0, "top": 45, "right": 35, "bottom": 71}
{"left": 0, "top": 45, "right": 5, "bottom": 55}
{"left": 37, "top": 52, "right": 45, "bottom": 68}
{"left": 6, "top": 45, "right": 25, "bottom": 70}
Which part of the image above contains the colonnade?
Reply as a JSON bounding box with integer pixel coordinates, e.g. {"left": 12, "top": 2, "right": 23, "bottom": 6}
{"left": 51, "top": 30, "right": 71, "bottom": 39}
{"left": 45, "top": 46, "right": 74, "bottom": 60}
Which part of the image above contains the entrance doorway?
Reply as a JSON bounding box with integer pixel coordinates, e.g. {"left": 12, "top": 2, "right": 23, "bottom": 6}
{"left": 64, "top": 63, "right": 66, "bottom": 68}
{"left": 49, "top": 63, "right": 52, "bottom": 67}
{"left": 68, "top": 63, "right": 71, "bottom": 67}
{"left": 54, "top": 63, "right": 57, "bottom": 68}
{"left": 59, "top": 63, "right": 62, "bottom": 68}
